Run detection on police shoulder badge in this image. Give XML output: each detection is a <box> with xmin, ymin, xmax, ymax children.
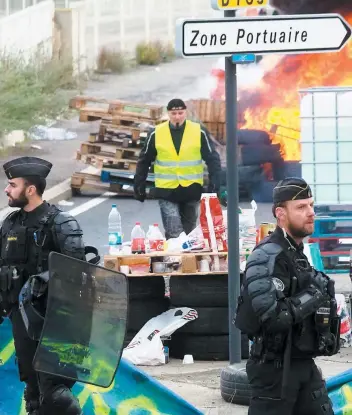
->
<box><xmin>272</xmin><ymin>277</ymin><xmax>285</xmax><ymax>292</ymax></box>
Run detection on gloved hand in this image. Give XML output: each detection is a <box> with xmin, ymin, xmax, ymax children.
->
<box><xmin>311</xmin><ymin>271</ymin><xmax>329</xmax><ymax>295</ymax></box>
<box><xmin>134</xmin><ymin>186</ymin><xmax>146</xmax><ymax>202</ymax></box>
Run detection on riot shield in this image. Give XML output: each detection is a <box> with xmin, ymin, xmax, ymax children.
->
<box><xmin>32</xmin><ymin>252</ymin><xmax>128</xmax><ymax>388</ymax></box>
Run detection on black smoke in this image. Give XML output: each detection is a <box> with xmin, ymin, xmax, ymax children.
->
<box><xmin>271</xmin><ymin>0</ymin><xmax>352</xmax><ymax>14</ymax></box>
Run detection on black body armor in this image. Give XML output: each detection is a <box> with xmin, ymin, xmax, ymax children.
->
<box><xmin>235</xmin><ymin>228</ymin><xmax>340</xmax><ymax>359</ymax></box>
<box><xmin>0</xmin><ymin>203</ymin><xmax>86</xmax><ymax>313</ymax></box>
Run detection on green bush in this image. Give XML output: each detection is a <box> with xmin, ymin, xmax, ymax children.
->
<box><xmin>96</xmin><ymin>48</ymin><xmax>126</xmax><ymax>73</ymax></box>
<box><xmin>135</xmin><ymin>41</ymin><xmax>176</xmax><ymax>65</ymax></box>
<box><xmin>136</xmin><ymin>42</ymin><xmax>162</xmax><ymax>65</ymax></box>
<box><xmin>0</xmin><ymin>53</ymin><xmax>81</xmax><ymax>137</ymax></box>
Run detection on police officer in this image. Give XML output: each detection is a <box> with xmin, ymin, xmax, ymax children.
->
<box><xmin>235</xmin><ymin>177</ymin><xmax>340</xmax><ymax>415</ymax></box>
<box><xmin>0</xmin><ymin>157</ymin><xmax>86</xmax><ymax>414</ymax></box>
<box><xmin>134</xmin><ymin>98</ymin><xmax>222</xmax><ymax>239</ymax></box>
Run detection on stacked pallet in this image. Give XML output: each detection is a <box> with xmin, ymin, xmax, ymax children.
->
<box><xmin>186</xmin><ymin>99</ymin><xmax>226</xmax><ymax>143</ymax></box>
<box><xmin>70</xmin><ymin>96</ymin><xmax>166</xmax><ymax>196</ymax></box>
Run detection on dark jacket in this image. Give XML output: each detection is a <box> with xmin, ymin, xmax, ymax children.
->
<box><xmin>134</xmin><ymin>121</ymin><xmax>222</xmax><ymax>203</ymax></box>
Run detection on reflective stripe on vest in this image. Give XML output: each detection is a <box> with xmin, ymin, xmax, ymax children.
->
<box><xmin>154</xmin><ymin>120</ymin><xmax>203</xmax><ymax>189</ymax></box>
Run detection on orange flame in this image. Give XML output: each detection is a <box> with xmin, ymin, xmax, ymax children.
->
<box><xmin>239</xmin><ymin>13</ymin><xmax>352</xmax><ymax>161</ymax></box>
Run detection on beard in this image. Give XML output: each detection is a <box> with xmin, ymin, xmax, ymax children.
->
<box><xmin>8</xmin><ymin>190</ymin><xmax>28</xmax><ymax>208</ymax></box>
<box><xmin>287</xmin><ymin>222</ymin><xmax>313</xmax><ymax>239</ymax></box>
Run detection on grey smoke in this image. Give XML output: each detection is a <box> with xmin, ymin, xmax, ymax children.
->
<box><xmin>271</xmin><ymin>0</ymin><xmax>352</xmax><ymax>15</ymax></box>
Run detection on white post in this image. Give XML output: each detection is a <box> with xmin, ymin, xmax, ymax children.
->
<box><xmin>145</xmin><ymin>0</ymin><xmax>150</xmax><ymax>43</ymax></box>
<box><xmin>167</xmin><ymin>0</ymin><xmax>173</xmax><ymax>44</ymax></box>
<box><xmin>5</xmin><ymin>0</ymin><xmax>10</xmax><ymax>15</ymax></box>
<box><xmin>190</xmin><ymin>0</ymin><xmax>196</xmax><ymax>17</ymax></box>
<box><xmin>92</xmin><ymin>0</ymin><xmax>100</xmax><ymax>69</ymax></box>
<box><xmin>119</xmin><ymin>0</ymin><xmax>125</xmax><ymax>52</ymax></box>
<box><xmin>22</xmin><ymin>0</ymin><xmax>26</xmax><ymax>10</ymax></box>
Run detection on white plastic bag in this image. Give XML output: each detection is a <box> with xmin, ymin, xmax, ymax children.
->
<box><xmin>336</xmin><ymin>294</ymin><xmax>352</xmax><ymax>348</ymax></box>
<box><xmin>122</xmin><ymin>307</ymin><xmax>198</xmax><ymax>366</ymax></box>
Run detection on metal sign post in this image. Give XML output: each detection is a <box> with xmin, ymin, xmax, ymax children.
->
<box><xmin>224</xmin><ymin>8</ymin><xmax>241</xmax><ymax>364</ymax></box>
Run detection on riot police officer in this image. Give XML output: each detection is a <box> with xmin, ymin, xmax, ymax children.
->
<box><xmin>0</xmin><ymin>157</ymin><xmax>86</xmax><ymax>414</ymax></box>
<box><xmin>235</xmin><ymin>177</ymin><xmax>340</xmax><ymax>415</ymax></box>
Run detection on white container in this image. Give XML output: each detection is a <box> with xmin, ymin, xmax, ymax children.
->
<box><xmin>299</xmin><ymin>86</ymin><xmax>352</xmax><ymax>205</ymax></box>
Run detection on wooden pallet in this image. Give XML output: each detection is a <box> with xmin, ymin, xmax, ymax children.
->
<box><xmin>80</xmin><ymin>141</ymin><xmax>141</xmax><ymax>160</ymax></box>
<box><xmin>87</xmin><ymin>132</ymin><xmax>145</xmax><ymax>148</ymax></box>
<box><xmin>186</xmin><ymin>99</ymin><xmax>226</xmax><ymax>123</ymax></box>
<box><xmin>71</xmin><ymin>172</ymin><xmax>134</xmax><ymax>196</ymax></box>
<box><xmin>76</xmin><ymin>150</ymin><xmax>138</xmax><ymax>171</ymax></box>
<box><xmin>109</xmin><ymin>101</ymin><xmax>164</xmax><ymax>120</ymax></box>
<box><xmin>79</xmin><ymin>108</ymin><xmax>112</xmax><ymax>122</ymax></box>
<box><xmin>98</xmin><ymin>122</ymin><xmax>143</xmax><ymax>141</ymax></box>
<box><xmin>104</xmin><ymin>251</ymin><xmax>230</xmax><ymax>276</ymax></box>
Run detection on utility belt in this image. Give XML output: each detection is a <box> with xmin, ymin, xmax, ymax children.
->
<box><xmin>0</xmin><ymin>265</ymin><xmax>26</xmax><ymax>311</ymax></box>
<box><xmin>250</xmin><ymin>333</ymin><xmax>286</xmax><ymax>363</ymax></box>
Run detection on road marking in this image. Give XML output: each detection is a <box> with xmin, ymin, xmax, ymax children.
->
<box><xmin>68</xmin><ymin>192</ymin><xmax>116</xmax><ymax>217</ymax></box>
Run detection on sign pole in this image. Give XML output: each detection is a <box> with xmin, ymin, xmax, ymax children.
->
<box><xmin>224</xmin><ymin>8</ymin><xmax>241</xmax><ymax>364</ymax></box>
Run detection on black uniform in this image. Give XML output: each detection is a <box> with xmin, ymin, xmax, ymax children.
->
<box><xmin>235</xmin><ymin>179</ymin><xmax>340</xmax><ymax>415</ymax></box>
<box><xmin>0</xmin><ymin>157</ymin><xmax>85</xmax><ymax>415</ymax></box>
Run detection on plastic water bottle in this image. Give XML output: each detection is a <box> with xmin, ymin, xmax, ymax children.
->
<box><xmin>108</xmin><ymin>204</ymin><xmax>122</xmax><ymax>255</ymax></box>
<box><xmin>131</xmin><ymin>222</ymin><xmax>146</xmax><ymax>254</ymax></box>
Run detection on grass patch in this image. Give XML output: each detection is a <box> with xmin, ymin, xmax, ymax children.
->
<box><xmin>96</xmin><ymin>47</ymin><xmax>127</xmax><ymax>74</ymax></box>
<box><xmin>0</xmin><ymin>52</ymin><xmax>83</xmax><ymax>138</ymax></box>
<box><xmin>135</xmin><ymin>41</ymin><xmax>175</xmax><ymax>66</ymax></box>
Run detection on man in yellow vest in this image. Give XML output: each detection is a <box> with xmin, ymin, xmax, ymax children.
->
<box><xmin>134</xmin><ymin>98</ymin><xmax>221</xmax><ymax>239</ymax></box>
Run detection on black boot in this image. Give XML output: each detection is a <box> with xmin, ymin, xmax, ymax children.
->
<box><xmin>24</xmin><ymin>386</ymin><xmax>40</xmax><ymax>415</ymax></box>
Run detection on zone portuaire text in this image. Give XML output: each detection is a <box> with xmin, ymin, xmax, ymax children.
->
<box><xmin>189</xmin><ymin>26</ymin><xmax>308</xmax><ymax>47</ymax></box>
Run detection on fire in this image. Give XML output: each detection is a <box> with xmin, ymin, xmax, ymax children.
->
<box><xmin>239</xmin><ymin>12</ymin><xmax>352</xmax><ymax>161</ymax></box>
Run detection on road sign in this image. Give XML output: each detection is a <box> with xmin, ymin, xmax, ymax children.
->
<box><xmin>175</xmin><ymin>13</ymin><xmax>352</xmax><ymax>58</ymax></box>
<box><xmin>232</xmin><ymin>53</ymin><xmax>256</xmax><ymax>63</ymax></box>
<box><xmin>211</xmin><ymin>0</ymin><xmax>269</xmax><ymax>10</ymax></box>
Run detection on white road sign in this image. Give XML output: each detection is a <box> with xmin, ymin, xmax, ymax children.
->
<box><xmin>175</xmin><ymin>14</ymin><xmax>352</xmax><ymax>57</ymax></box>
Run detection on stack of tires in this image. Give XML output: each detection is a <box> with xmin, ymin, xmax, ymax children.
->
<box><xmin>124</xmin><ymin>276</ymin><xmax>169</xmax><ymax>347</ymax></box>
<box><xmin>168</xmin><ymin>274</ymin><xmax>249</xmax><ymax>361</ymax></box>
<box><xmin>220</xmin><ymin>129</ymin><xmax>286</xmax><ymax>203</ymax></box>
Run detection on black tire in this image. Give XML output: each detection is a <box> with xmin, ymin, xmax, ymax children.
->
<box><xmin>239</xmin><ymin>165</ymin><xmax>263</xmax><ymax>185</ymax></box>
<box><xmin>170</xmin><ymin>333</ymin><xmax>250</xmax><ymax>361</ymax></box>
<box><xmin>128</xmin><ymin>276</ymin><xmax>165</xmax><ymax>300</ymax></box>
<box><xmin>238</xmin><ymin>129</ymin><xmax>271</xmax><ymax>146</ymax></box>
<box><xmin>173</xmin><ymin>306</ymin><xmax>229</xmax><ymax>335</ymax></box>
<box><xmin>71</xmin><ymin>187</ymin><xmax>81</xmax><ymax>197</ymax></box>
<box><xmin>220</xmin><ymin>366</ymin><xmax>251</xmax><ymax>406</ymax></box>
<box><xmin>128</xmin><ymin>298</ymin><xmax>170</xmax><ymax>332</ymax></box>
<box><xmin>170</xmin><ymin>274</ymin><xmax>228</xmax><ymax>307</ymax></box>
<box><xmin>170</xmin><ymin>334</ymin><xmax>229</xmax><ymax>360</ymax></box>
<box><xmin>241</xmin><ymin>144</ymin><xmax>282</xmax><ymax>165</ymax></box>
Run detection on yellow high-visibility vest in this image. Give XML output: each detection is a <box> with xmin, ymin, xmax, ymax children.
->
<box><xmin>154</xmin><ymin>120</ymin><xmax>203</xmax><ymax>189</ymax></box>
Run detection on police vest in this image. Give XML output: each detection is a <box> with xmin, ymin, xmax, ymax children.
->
<box><xmin>0</xmin><ymin>205</ymin><xmax>59</xmax><ymax>306</ymax></box>
<box><xmin>154</xmin><ymin>120</ymin><xmax>203</xmax><ymax>189</ymax></box>
<box><xmin>235</xmin><ymin>231</ymin><xmax>335</xmax><ymax>358</ymax></box>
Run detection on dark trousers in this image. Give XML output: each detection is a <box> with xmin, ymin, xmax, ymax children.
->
<box><xmin>246</xmin><ymin>358</ymin><xmax>333</xmax><ymax>415</ymax></box>
<box><xmin>10</xmin><ymin>307</ymin><xmax>76</xmax><ymax>410</ymax></box>
<box><xmin>158</xmin><ymin>199</ymin><xmax>199</xmax><ymax>239</ymax></box>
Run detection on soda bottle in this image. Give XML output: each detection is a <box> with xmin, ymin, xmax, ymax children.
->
<box><xmin>149</xmin><ymin>223</ymin><xmax>165</xmax><ymax>252</ymax></box>
<box><xmin>108</xmin><ymin>204</ymin><xmax>122</xmax><ymax>255</ymax></box>
<box><xmin>131</xmin><ymin>222</ymin><xmax>146</xmax><ymax>254</ymax></box>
